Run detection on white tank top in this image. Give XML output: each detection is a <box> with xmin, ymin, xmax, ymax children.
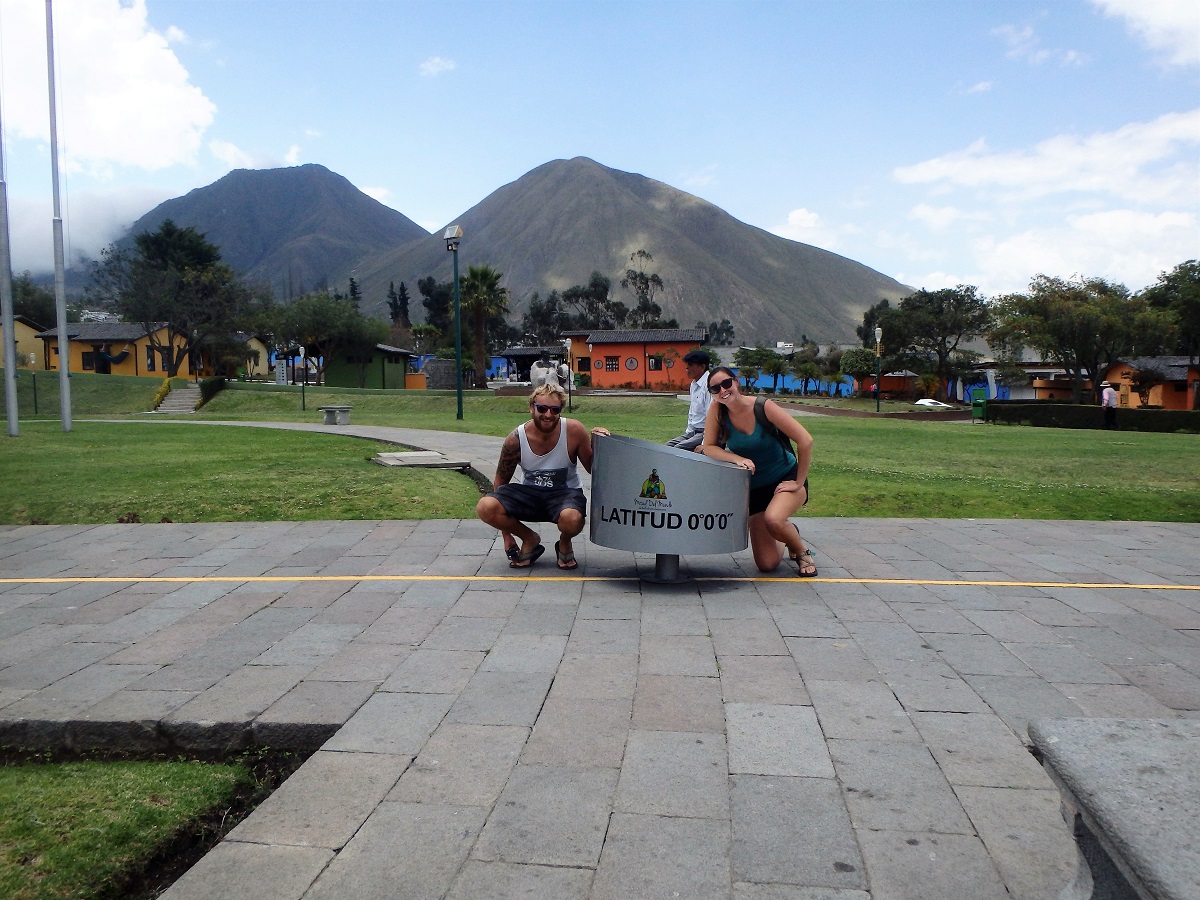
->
<box><xmin>516</xmin><ymin>421</ymin><xmax>581</xmax><ymax>489</ymax></box>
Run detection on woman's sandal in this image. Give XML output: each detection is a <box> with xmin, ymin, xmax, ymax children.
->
<box><xmin>788</xmin><ymin>523</ymin><xmax>818</xmax><ymax>577</ymax></box>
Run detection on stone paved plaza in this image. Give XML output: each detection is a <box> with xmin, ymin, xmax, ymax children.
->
<box><xmin>2</xmin><ymin>509</ymin><xmax>1198</xmax><ymax>899</ymax></box>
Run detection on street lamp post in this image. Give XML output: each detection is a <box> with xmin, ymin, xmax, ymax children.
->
<box><xmin>874</xmin><ymin>325</ymin><xmax>883</xmax><ymax>413</ymax></box>
<box><xmin>444</xmin><ymin>225</ymin><xmax>464</xmax><ymax>420</ymax></box>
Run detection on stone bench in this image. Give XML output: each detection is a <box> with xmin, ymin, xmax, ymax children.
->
<box><xmin>318</xmin><ymin>405</ymin><xmax>351</xmax><ymax>425</ymax></box>
<box><xmin>1028</xmin><ymin>717</ymin><xmax>1200</xmax><ymax>900</ymax></box>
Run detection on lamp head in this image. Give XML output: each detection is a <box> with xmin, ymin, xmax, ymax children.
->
<box><xmin>874</xmin><ymin>326</ymin><xmax>883</xmax><ymax>343</ymax></box>
<box><xmin>443</xmin><ymin>224</ymin><xmax>463</xmax><ymax>252</ymax></box>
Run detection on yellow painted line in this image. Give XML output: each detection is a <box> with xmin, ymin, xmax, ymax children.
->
<box><xmin>0</xmin><ymin>574</ymin><xmax>1195</xmax><ymax>590</ymax></box>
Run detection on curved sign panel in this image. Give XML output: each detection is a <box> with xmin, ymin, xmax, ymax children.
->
<box><xmin>589</xmin><ymin>434</ymin><xmax>750</xmax><ymax>555</ymax></box>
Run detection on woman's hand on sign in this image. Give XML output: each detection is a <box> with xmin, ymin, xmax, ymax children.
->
<box><xmin>735</xmin><ymin>457</ymin><xmax>755</xmax><ymax>474</ymax></box>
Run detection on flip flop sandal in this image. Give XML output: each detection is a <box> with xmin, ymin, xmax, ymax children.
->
<box><xmin>788</xmin><ymin>523</ymin><xmax>817</xmax><ymax>577</ymax></box>
<box><xmin>554</xmin><ymin>540</ymin><xmax>578</xmax><ymax>570</ymax></box>
<box><xmin>505</xmin><ymin>546</ymin><xmax>521</xmax><ymax>562</ymax></box>
<box><xmin>510</xmin><ymin>544</ymin><xmax>545</xmax><ymax>569</ymax></box>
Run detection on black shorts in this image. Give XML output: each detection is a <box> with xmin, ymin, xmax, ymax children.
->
<box><xmin>488</xmin><ymin>483</ymin><xmax>587</xmax><ymax>523</ymax></box>
<box><xmin>748</xmin><ymin>465</ymin><xmax>808</xmax><ymax>516</ymax></box>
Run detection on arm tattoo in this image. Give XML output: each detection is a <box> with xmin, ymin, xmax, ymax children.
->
<box><xmin>495</xmin><ymin>435</ymin><xmax>521</xmax><ymax>487</ymax></box>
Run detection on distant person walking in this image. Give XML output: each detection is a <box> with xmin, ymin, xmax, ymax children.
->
<box><xmin>665</xmin><ymin>349</ymin><xmax>712</xmax><ymax>452</ymax></box>
<box><xmin>1100</xmin><ymin>381</ymin><xmax>1119</xmax><ymax>430</ymax></box>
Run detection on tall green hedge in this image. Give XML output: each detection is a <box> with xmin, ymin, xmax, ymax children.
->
<box><xmin>985</xmin><ymin>401</ymin><xmax>1199</xmax><ymax>433</ymax></box>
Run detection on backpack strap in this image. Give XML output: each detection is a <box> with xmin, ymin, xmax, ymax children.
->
<box><xmin>755</xmin><ymin>395</ymin><xmax>795</xmax><ymax>458</ymax></box>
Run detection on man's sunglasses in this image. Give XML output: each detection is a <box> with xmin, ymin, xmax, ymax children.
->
<box><xmin>708</xmin><ymin>377</ymin><xmax>736</xmax><ymax>394</ymax></box>
<box><xmin>534</xmin><ymin>403</ymin><xmax>563</xmax><ymax>415</ymax></box>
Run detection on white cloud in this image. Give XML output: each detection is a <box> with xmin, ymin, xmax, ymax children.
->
<box><xmin>909</xmin><ymin>204</ymin><xmax>991</xmax><ymax>231</ymax></box>
<box><xmin>962</xmin><ymin>81</ymin><xmax>993</xmax><ymax>95</ymax></box>
<box><xmin>284</xmin><ymin>145</ymin><xmax>302</xmax><ymax>166</ymax></box>
<box><xmin>893</xmin><ymin>109</ymin><xmax>1200</xmax><ymax>203</ymax></box>
<box><xmin>419</xmin><ymin>56</ymin><xmax>456</xmax><ymax>77</ymax></box>
<box><xmin>209</xmin><ymin>139</ymin><xmax>255</xmax><ymax>169</ymax></box>
<box><xmin>0</xmin><ymin>0</ymin><xmax>215</xmax><ymax>175</ymax></box>
<box><xmin>991</xmin><ymin>23</ymin><xmax>1087</xmax><ymax>67</ymax></box>
<box><xmin>769</xmin><ymin>207</ymin><xmax>842</xmax><ymax>250</ymax></box>
<box><xmin>362</xmin><ymin>187</ymin><xmax>392</xmax><ymax>204</ymax></box>
<box><xmin>681</xmin><ymin>164</ymin><xmax>719</xmax><ymax>188</ymax></box>
<box><xmin>1091</xmin><ymin>0</ymin><xmax>1200</xmax><ymax>66</ymax></box>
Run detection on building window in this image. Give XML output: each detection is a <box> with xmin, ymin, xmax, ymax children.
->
<box><xmin>146</xmin><ymin>345</ymin><xmax>156</xmax><ymax>372</ymax></box>
<box><xmin>647</xmin><ymin>355</ymin><xmax>663</xmax><ymax>371</ymax></box>
<box><xmin>605</xmin><ymin>356</ymin><xmax>619</xmax><ymax>372</ymax></box>
<box><xmin>82</xmin><ymin>352</ymin><xmax>95</xmax><ymax>371</ymax></box>
<box><xmin>578</xmin><ymin>356</ymin><xmax>591</xmax><ymax>372</ymax></box>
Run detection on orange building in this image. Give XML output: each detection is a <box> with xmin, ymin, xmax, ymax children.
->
<box><xmin>1103</xmin><ymin>357</ymin><xmax>1199</xmax><ymax>411</ymax></box>
<box><xmin>37</xmin><ymin>322</ymin><xmax>194</xmax><ymax>378</ymax></box>
<box><xmin>564</xmin><ymin>328</ymin><xmax>708</xmax><ymax>390</ymax></box>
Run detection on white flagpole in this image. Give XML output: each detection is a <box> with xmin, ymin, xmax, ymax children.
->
<box><xmin>46</xmin><ymin>0</ymin><xmax>71</xmax><ymax>431</ymax></box>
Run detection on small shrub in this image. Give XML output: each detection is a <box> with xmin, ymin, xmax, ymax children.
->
<box><xmin>198</xmin><ymin>377</ymin><xmax>227</xmax><ymax>406</ymax></box>
<box><xmin>151</xmin><ymin>378</ymin><xmax>172</xmax><ymax>409</ymax></box>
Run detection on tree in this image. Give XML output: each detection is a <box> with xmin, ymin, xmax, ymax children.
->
<box><xmin>347</xmin><ymin>278</ymin><xmax>362</xmax><ymax>311</ymax></box>
<box><xmin>86</xmin><ymin>220</ymin><xmax>254</xmax><ymax>376</ymax></box>
<box><xmin>387</xmin><ymin>281</ymin><xmax>412</xmax><ymax>329</ymax></box>
<box><xmin>699</xmin><ymin>318</ymin><xmax>735</xmax><ymax>346</ymax></box>
<box><xmin>621</xmin><ymin>250</ymin><xmax>677</xmax><ymax>328</ymax></box>
<box><xmin>418</xmin><ymin>277</ymin><xmax>454</xmax><ymax>339</ymax></box>
<box><xmin>1141</xmin><ymin>260</ymin><xmax>1200</xmax><ymax>364</ymax></box>
<box><xmin>733</xmin><ymin>346</ymin><xmax>775</xmax><ymax>392</ymax></box>
<box><xmin>521</xmin><ymin>290</ymin><xmax>573</xmax><ymax>345</ymax></box>
<box><xmin>890</xmin><ymin>286</ymin><xmax>991</xmax><ymax>399</ymax></box>
<box><xmin>11</xmin><ymin>272</ymin><xmax>59</xmax><ymax>327</ymax></box>
<box><xmin>793</xmin><ymin>360</ymin><xmax>820</xmax><ymax>396</ymax></box>
<box><xmin>839</xmin><ymin>347</ymin><xmax>879</xmax><ymax>396</ymax></box>
<box><xmin>460</xmin><ymin>264</ymin><xmax>510</xmax><ymax>389</ymax></box>
<box><xmin>991</xmin><ymin>274</ymin><xmax>1175</xmax><ymax>403</ymax></box>
<box><xmin>856</xmin><ymin>298</ymin><xmax>891</xmax><ymax>348</ymax></box>
<box><xmin>761</xmin><ymin>353</ymin><xmax>791</xmax><ymax>394</ymax></box>
<box><xmin>272</xmin><ymin>290</ymin><xmax>386</xmax><ymax>385</ymax></box>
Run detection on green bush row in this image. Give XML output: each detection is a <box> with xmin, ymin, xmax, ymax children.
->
<box><xmin>985</xmin><ymin>401</ymin><xmax>1200</xmax><ymax>433</ymax></box>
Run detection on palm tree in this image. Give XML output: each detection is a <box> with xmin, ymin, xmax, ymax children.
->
<box><xmin>793</xmin><ymin>360</ymin><xmax>820</xmax><ymax>396</ymax></box>
<box><xmin>761</xmin><ymin>354</ymin><xmax>791</xmax><ymax>394</ymax></box>
<box><xmin>460</xmin><ymin>265</ymin><xmax>509</xmax><ymax>389</ymax></box>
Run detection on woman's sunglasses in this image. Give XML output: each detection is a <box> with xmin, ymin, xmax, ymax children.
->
<box><xmin>533</xmin><ymin>403</ymin><xmax>563</xmax><ymax>415</ymax></box>
<box><xmin>708</xmin><ymin>376</ymin><xmax>736</xmax><ymax>394</ymax></box>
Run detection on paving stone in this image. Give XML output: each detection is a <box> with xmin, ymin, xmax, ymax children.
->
<box><xmin>734</xmin><ymin>886</ymin><xmax>870</xmax><ymax>899</ymax></box>
<box><xmin>614</xmin><ymin>729</ymin><xmax>728</xmax><ymax>818</ymax></box>
<box><xmin>767</xmin><ymin>601</ymin><xmax>850</xmax><ymax>639</ymax></box>
<box><xmin>719</xmin><ymin>654</ymin><xmax>810</xmax><ymax>705</ymax></box>
<box><xmin>480</xmin><ymin>634</ymin><xmax>567</xmax><ymax>673</ymax></box>
<box><xmin>251</xmin><ymin>622</ymin><xmax>364</xmax><ymax>666</ymax></box>
<box><xmin>166</xmin><ymin>664</ymin><xmax>309</xmax><ymax>725</ymax></box>
<box><xmin>807</xmin><ymin>680</ymin><xmax>920</xmax><ymax>742</ymax></box>
<box><xmin>639</xmin><ymin>634</ymin><xmax>718</xmax><ymax>676</ymax></box>
<box><xmin>640</xmin><ymin>604</ymin><xmax>710</xmax><ymax>636</ymax></box>
<box><xmin>228</xmin><ymin>750</ymin><xmax>409</xmax><ymax>848</ymax></box>
<box><xmin>471</xmin><ymin>764</ymin><xmax>618</xmax><ymax>867</ymax></box>
<box><xmin>446</xmin><ymin>670</ymin><xmax>554</xmax><ymax>726</ymax></box>
<box><xmin>305</xmin><ymin>641</ymin><xmax>409</xmax><ymax>682</ymax></box>
<box><xmin>710</xmin><ymin>618</ymin><xmax>790</xmax><ymax>656</ymax></box>
<box><xmin>305</xmin><ymin>801</ymin><xmax>488</xmax><ymax>899</ymax></box>
<box><xmin>389</xmin><ymin>723</ymin><xmax>529</xmax><ymax>806</ymax></box>
<box><xmin>731</xmin><ymin>774</ymin><xmax>865</xmax><ymax>889</ymax></box>
<box><xmin>418</xmin><ymin>614</ymin><xmax>506</xmax><ymax>651</ymax></box>
<box><xmin>379</xmin><ymin>648</ymin><xmax>484</xmax><ymax>694</ymax></box>
<box><xmin>449</xmin><ymin>588</ymin><xmax>522</xmax><ymax>618</ymax></box>
<box><xmin>157</xmin><ymin>842</ymin><xmax>333</xmax><ymax>900</ymax></box>
<box><xmin>911</xmin><ymin>711</ymin><xmax>1050</xmax><ymax>789</ymax></box>
<box><xmin>551</xmin><ymin>652</ymin><xmax>638</xmax><ymax>701</ymax></box>
<box><xmin>923</xmin><ymin>632</ymin><xmax>1035</xmax><ymax>677</ymax></box>
<box><xmin>502</xmin><ymin>603</ymin><xmax>578</xmax><ymax>636</ymax></box>
<box><xmin>322</xmin><ymin>691</ymin><xmax>454</xmax><ymax>754</ymax></box>
<box><xmin>446</xmin><ymin>860</ymin><xmax>593</xmax><ymax>899</ymax></box>
<box><xmin>964</xmin><ymin>674</ymin><xmax>1086</xmax><ymax>735</ymax></box>
<box><xmin>567</xmin><ymin>618</ymin><xmax>641</xmax><ymax>654</ymax></box>
<box><xmin>955</xmin><ymin>785</ymin><xmax>1076</xmax><ymax>900</ymax></box>
<box><xmin>521</xmin><ymin>696</ymin><xmax>631</xmax><ymax>768</ymax></box>
<box><xmin>830</xmin><ymin>738</ymin><xmax>974</xmax><ymax>833</ymax></box>
<box><xmin>0</xmin><ymin>640</ymin><xmax>124</xmax><ymax>690</ymax></box>
<box><xmin>632</xmin><ymin>674</ymin><xmax>725</xmax><ymax>733</ymax></box>
<box><xmin>855</xmin><ymin>829</ymin><xmax>1010</xmax><ymax>900</ymax></box>
<box><xmin>1002</xmin><ymin>641</ymin><xmax>1124</xmax><ymax>684</ymax></box>
<box><xmin>1111</xmin><ymin>662</ymin><xmax>1200</xmax><ymax>710</ymax></box>
<box><xmin>885</xmin><ymin>671</ymin><xmax>993</xmax><ymax>714</ymax></box>
<box><xmin>727</xmin><ymin>703</ymin><xmax>833</xmax><ymax>777</ymax></box>
<box><xmin>1052</xmin><ymin>681</ymin><xmax>1178</xmax><ymax>718</ymax></box>
<box><xmin>254</xmin><ymin>679</ymin><xmax>376</xmax><ymax>746</ymax></box>
<box><xmin>785</xmin><ymin>636</ymin><xmax>880</xmax><ymax>681</ymax></box>
<box><xmin>592</xmin><ymin>812</ymin><xmax>731</xmax><ymax>899</ymax></box>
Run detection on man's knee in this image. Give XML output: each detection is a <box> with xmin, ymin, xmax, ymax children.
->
<box><xmin>477</xmin><ymin>495</ymin><xmax>505</xmax><ymax>525</ymax></box>
<box><xmin>557</xmin><ymin>507</ymin><xmax>585</xmax><ymax>536</ymax></box>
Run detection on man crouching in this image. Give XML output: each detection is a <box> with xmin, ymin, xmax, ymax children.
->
<box><xmin>477</xmin><ymin>384</ymin><xmax>609</xmax><ymax>570</ymax></box>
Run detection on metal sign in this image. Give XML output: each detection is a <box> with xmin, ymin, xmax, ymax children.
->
<box><xmin>589</xmin><ymin>434</ymin><xmax>749</xmax><ymax>556</ymax></box>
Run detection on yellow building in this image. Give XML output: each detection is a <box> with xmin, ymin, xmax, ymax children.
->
<box><xmin>37</xmin><ymin>322</ymin><xmax>193</xmax><ymax>378</ymax></box>
<box><xmin>2</xmin><ymin>315</ymin><xmax>48</xmax><ymax>369</ymax></box>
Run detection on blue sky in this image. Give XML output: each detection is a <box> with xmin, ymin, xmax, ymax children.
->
<box><xmin>1</xmin><ymin>0</ymin><xmax>1196</xmax><ymax>300</ymax></box>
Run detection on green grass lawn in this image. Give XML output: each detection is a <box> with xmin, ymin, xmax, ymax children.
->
<box><xmin>4</xmin><ymin>380</ymin><xmax>1197</xmax><ymax>522</ymax></box>
<box><xmin>0</xmin><ymin>758</ymin><xmax>250</xmax><ymax>900</ymax></box>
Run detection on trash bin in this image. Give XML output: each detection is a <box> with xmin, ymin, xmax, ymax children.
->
<box><xmin>971</xmin><ymin>398</ymin><xmax>987</xmax><ymax>423</ymax></box>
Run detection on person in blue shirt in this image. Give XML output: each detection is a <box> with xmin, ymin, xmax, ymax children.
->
<box><xmin>699</xmin><ymin>366</ymin><xmax>816</xmax><ymax>576</ymax></box>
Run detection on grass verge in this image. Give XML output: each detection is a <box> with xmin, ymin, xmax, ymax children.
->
<box><xmin>0</xmin><ymin>749</ymin><xmax>306</xmax><ymax>900</ymax></box>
